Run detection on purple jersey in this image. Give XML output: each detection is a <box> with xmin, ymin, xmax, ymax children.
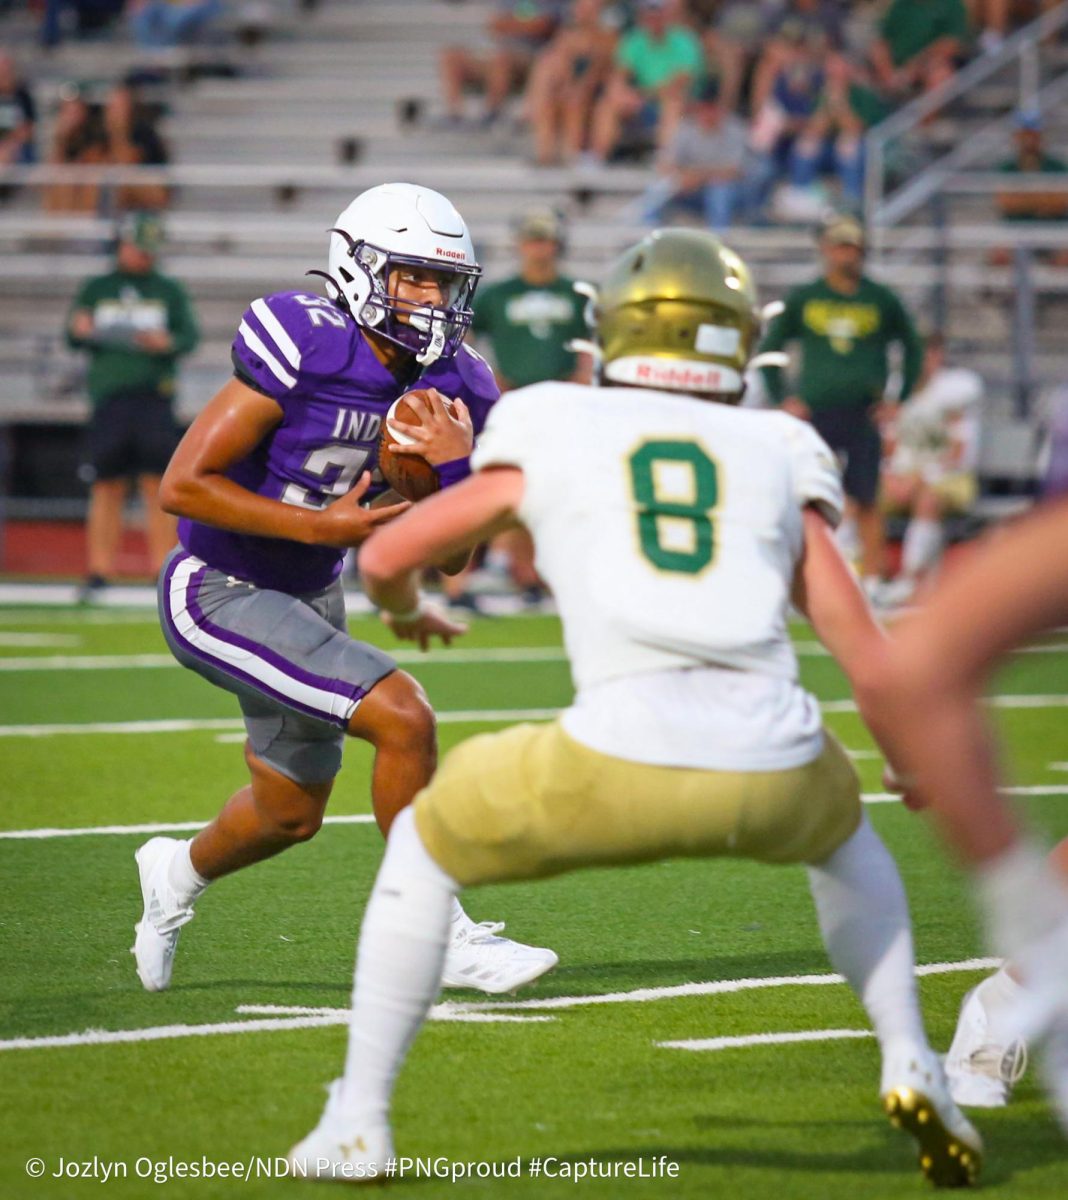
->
<box><xmin>179</xmin><ymin>290</ymin><xmax>498</xmax><ymax>592</ymax></box>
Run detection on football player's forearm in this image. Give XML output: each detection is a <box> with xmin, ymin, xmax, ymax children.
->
<box><xmin>159</xmin><ymin>472</ymin><xmax>323</xmax><ymax>545</ymax></box>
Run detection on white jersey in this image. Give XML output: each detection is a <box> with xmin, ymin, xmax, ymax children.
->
<box><xmin>471</xmin><ymin>383</ymin><xmax>844</xmax><ymax>771</ymax></box>
<box><xmin>890</xmin><ymin>367</ymin><xmax>983</xmax><ymax>480</ymax></box>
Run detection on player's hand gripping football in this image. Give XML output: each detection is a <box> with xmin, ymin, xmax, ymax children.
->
<box><xmin>382</xmin><ymin>600</ymin><xmax>468</xmax><ymax>651</ymax></box>
<box><xmin>313</xmin><ymin>472</ymin><xmax>410</xmax><ymax>547</ymax></box>
<box><xmin>389</xmin><ymin>388</ymin><xmax>473</xmax><ymax>465</ymax></box>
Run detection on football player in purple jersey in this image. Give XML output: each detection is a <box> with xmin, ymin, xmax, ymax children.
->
<box><xmin>132</xmin><ymin>183</ymin><xmax>558</xmax><ymax>996</ymax></box>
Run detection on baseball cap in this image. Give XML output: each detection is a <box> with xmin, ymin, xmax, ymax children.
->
<box><xmin>515</xmin><ymin>208</ymin><xmax>565</xmax><ymax>243</ymax></box>
<box><xmin>819</xmin><ymin>213</ymin><xmax>866</xmax><ymax>247</ymax></box>
<box><xmin>116</xmin><ymin>211</ymin><xmax>165</xmax><ymax>253</ymax></box>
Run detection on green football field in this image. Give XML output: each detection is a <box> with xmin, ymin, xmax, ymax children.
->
<box><xmin>1</xmin><ymin>605</ymin><xmax>1067</xmax><ymax>1199</ymax></box>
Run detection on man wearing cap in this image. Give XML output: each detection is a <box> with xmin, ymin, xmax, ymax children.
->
<box><xmin>994</xmin><ymin>110</ymin><xmax>1068</xmax><ymax>267</ymax></box>
<box><xmin>471</xmin><ymin>208</ymin><xmax>590</xmax><ymax>390</ymax></box>
<box><xmin>67</xmin><ymin>211</ymin><xmax>199</xmax><ymax>600</ymax></box>
<box><xmin>759</xmin><ymin>215</ymin><xmax>923</xmax><ymax>595</ymax></box>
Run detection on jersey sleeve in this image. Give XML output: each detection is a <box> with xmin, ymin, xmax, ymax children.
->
<box><xmin>782</xmin><ymin>416</ymin><xmax>844</xmax><ymax>527</ymax></box>
<box><xmin>231</xmin><ymin>290</ymin><xmax>355</xmax><ymax>403</ymax></box>
<box><xmin>452</xmin><ymin>342</ymin><xmax>500</xmax><ymax>436</ymax></box>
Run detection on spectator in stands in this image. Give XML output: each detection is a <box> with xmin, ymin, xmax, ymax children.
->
<box><xmin>466</xmin><ymin>207</ymin><xmax>591</xmax><ymax>609</ymax></box>
<box><xmin>586</xmin><ymin>0</ymin><xmax>706</xmax><ymax>166</ymax></box>
<box><xmin>880</xmin><ymin>333</ymin><xmax>984</xmax><ymax>606</ymax></box>
<box><xmin>128</xmin><ymin>0</ymin><xmax>224</xmax><ymax>50</ymax></box>
<box><xmin>103</xmin><ymin>80</ymin><xmax>170</xmax><ymax>213</ymax></box>
<box><xmin>439</xmin><ymin>0</ymin><xmax>565</xmax><ymax>128</ymax></box>
<box><xmin>45</xmin><ymin>83</ymin><xmax>109</xmax><ymax>213</ymax></box>
<box><xmin>745</xmin><ymin>23</ymin><xmax>829</xmax><ymax>219</ymax></box>
<box><xmin>758</xmin><ymin>213</ymin><xmax>924</xmax><ymax>599</ymax></box>
<box><xmin>787</xmin><ymin>54</ymin><xmax>888</xmax><ymax>208</ymax></box>
<box><xmin>0</xmin><ymin>52</ymin><xmax>37</xmax><ymax>172</ymax></box>
<box><xmin>750</xmin><ymin>0</ymin><xmax>846</xmax><ymax>117</ymax></box>
<box><xmin>993</xmin><ymin>109</ymin><xmax>1068</xmax><ymax>266</ymax></box>
<box><xmin>633</xmin><ymin>78</ymin><xmax>748</xmax><ymax>230</ymax></box>
<box><xmin>66</xmin><ymin>212</ymin><xmax>199</xmax><ymax>601</ymax></box>
<box><xmin>45</xmin><ymin>79</ymin><xmax>170</xmax><ymax>215</ymax></box>
<box><xmin>870</xmin><ymin>0</ymin><xmax>971</xmax><ymax>100</ymax></box>
<box><xmin>699</xmin><ymin>0</ymin><xmax>774</xmax><ymax>113</ymax></box>
<box><xmin>524</xmin><ymin>0</ymin><xmax>618</xmax><ymax>165</ymax></box>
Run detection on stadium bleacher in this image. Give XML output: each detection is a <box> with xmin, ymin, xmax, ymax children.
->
<box><xmin>0</xmin><ymin>0</ymin><xmax>1065</xmax><ymax>530</ymax></box>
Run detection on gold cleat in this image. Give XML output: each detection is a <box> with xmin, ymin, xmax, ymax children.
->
<box><xmin>884</xmin><ymin>1085</ymin><xmax>983</xmax><ymax>1188</ymax></box>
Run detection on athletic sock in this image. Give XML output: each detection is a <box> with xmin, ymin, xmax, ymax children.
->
<box><xmin>338</xmin><ymin>808</ymin><xmax>459</xmax><ymax>1126</ymax></box>
<box><xmin>167</xmin><ymin>839</ymin><xmax>209</xmax><ymax>905</ymax></box>
<box><xmin>901</xmin><ymin>516</ymin><xmax>943</xmax><ymax>579</ymax></box>
<box><xmin>806</xmin><ymin>814</ymin><xmax>928</xmax><ymax>1053</ymax></box>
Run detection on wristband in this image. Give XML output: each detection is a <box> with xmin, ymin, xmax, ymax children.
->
<box><xmin>434</xmin><ymin>456</ymin><xmax>472</xmax><ymax>488</ymax></box>
<box><xmin>384</xmin><ymin>598</ymin><xmax>424</xmax><ymax>623</ymax></box>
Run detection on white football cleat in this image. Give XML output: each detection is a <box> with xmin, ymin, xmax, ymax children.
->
<box><xmin>945</xmin><ymin>981</ymin><xmax>1028</xmax><ymax>1108</ymax></box>
<box><xmin>131</xmin><ymin>837</ymin><xmax>197</xmax><ymax>992</ymax></box>
<box><xmin>440</xmin><ymin>916</ymin><xmax>558</xmax><ymax>995</ymax></box>
<box><xmin>881</xmin><ymin>1042</ymin><xmax>983</xmax><ymax>1187</ymax></box>
<box><xmin>288</xmin><ymin>1080</ymin><xmax>394</xmax><ymax>1183</ymax></box>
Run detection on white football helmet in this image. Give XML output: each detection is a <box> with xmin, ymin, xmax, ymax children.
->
<box><xmin>322</xmin><ymin>182</ymin><xmax>481</xmax><ymax>366</ymax></box>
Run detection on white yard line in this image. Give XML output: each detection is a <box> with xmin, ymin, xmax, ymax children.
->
<box><xmin>0</xmin><ymin>814</ymin><xmax>376</xmax><ymax>841</ymax></box>
<box><xmin>659</xmin><ymin>1028</ymin><xmax>875</xmax><ymax>1052</ymax></box>
<box><xmin>0</xmin><ymin>633</ymin><xmax>81</xmax><ymax>647</ymax></box>
<box><xmin>441</xmin><ymin>958</ymin><xmax>999</xmax><ymax>1014</ymax></box>
<box><xmin>0</xmin><ymin>958</ymin><xmax>997</xmax><ymax>1054</ymax></box>
<box><xmin>0</xmin><ymin>646</ymin><xmax>568</xmax><ymax>672</ymax></box>
<box><xmin>235</xmin><ymin>1005</ymin><xmax>553</xmax><ymax>1026</ymax></box>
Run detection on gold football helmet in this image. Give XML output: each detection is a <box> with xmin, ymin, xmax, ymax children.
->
<box><xmin>595</xmin><ymin>228</ymin><xmax>763</xmax><ymax>402</ymax></box>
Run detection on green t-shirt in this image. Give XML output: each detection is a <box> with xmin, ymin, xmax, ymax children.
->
<box><xmin>67</xmin><ymin>268</ymin><xmax>199</xmax><ymax>408</ymax></box>
<box><xmin>616</xmin><ymin>25</ymin><xmax>705</xmax><ymax>92</ymax></box>
<box><xmin>998</xmin><ymin>153</ymin><xmax>1068</xmax><ymax>222</ymax></box>
<box><xmin>880</xmin><ymin>0</ymin><xmax>969</xmax><ymax>67</ymax></box>
<box><xmin>472</xmin><ymin>274</ymin><xmax>588</xmax><ymax>388</ymax></box>
<box><xmin>759</xmin><ymin>276</ymin><xmax>924</xmax><ymax>411</ymax></box>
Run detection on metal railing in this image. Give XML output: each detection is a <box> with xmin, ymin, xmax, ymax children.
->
<box><xmin>864</xmin><ymin>0</ymin><xmax>1068</xmax><ymax>235</ymax></box>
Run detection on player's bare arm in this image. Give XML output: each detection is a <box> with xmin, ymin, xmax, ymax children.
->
<box><xmin>362</xmin><ymin>468</ymin><xmax>523</xmax><ymax>649</ymax></box>
<box><xmin>875</xmin><ymin>496</ymin><xmax>1068</xmax><ymax>861</ymax></box>
<box><xmin>161</xmin><ymin>377</ymin><xmax>409</xmax><ymax>546</ymax></box>
<box><xmin>792</xmin><ymin>506</ymin><xmax>899</xmax><ymax>763</ymax></box>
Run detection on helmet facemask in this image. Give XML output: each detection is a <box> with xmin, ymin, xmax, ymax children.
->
<box><xmin>325</xmin><ymin>229</ymin><xmax>480</xmax><ymax>367</ymax></box>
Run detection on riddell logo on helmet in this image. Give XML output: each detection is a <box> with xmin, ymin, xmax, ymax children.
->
<box><xmin>435</xmin><ymin>247</ymin><xmax>468</xmax><ymax>262</ymax></box>
<box><xmin>635</xmin><ymin>362</ymin><xmax>723</xmax><ymax>389</ymax></box>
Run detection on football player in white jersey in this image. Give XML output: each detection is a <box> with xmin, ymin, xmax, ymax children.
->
<box><xmin>289</xmin><ymin>229</ymin><xmax>981</xmax><ymax>1186</ymax></box>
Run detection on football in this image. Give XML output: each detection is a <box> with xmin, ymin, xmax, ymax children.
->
<box><xmin>377</xmin><ymin>389</ymin><xmax>450</xmax><ymax>502</ymax></box>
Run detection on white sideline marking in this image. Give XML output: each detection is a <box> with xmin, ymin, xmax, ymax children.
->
<box><xmin>0</xmin><ymin>709</ymin><xmax>564</xmax><ymax>738</ymax></box>
<box><xmin>0</xmin><ymin>814</ymin><xmax>375</xmax><ymax>840</ymax></box>
<box><xmin>794</xmin><ymin>640</ymin><xmax>1068</xmax><ymax>657</ymax></box>
<box><xmin>659</xmin><ymin>1028</ymin><xmax>875</xmax><ymax>1052</ymax></box>
<box><xmin>4</xmin><ymin>786</ymin><xmax>1067</xmax><ymax>841</ymax></box>
<box><xmin>1051</xmin><ymin>763</ymin><xmax>1068</xmax><ymax>772</ymax></box>
<box><xmin>442</xmin><ymin>957</ymin><xmax>1000</xmax><ymax>1014</ymax></box>
<box><xmin>0</xmin><ymin>646</ymin><xmax>570</xmax><ymax>673</ymax></box>
<box><xmin>2</xmin><ymin>694</ymin><xmax>1068</xmax><ymax>739</ymax></box>
<box><xmin>235</xmin><ymin>1004</ymin><xmax>554</xmax><ymax>1026</ymax></box>
<box><xmin>0</xmin><ymin>959</ymin><xmax>997</xmax><ymax>1054</ymax></box>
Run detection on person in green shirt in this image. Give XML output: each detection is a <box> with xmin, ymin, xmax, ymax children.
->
<box><xmin>471</xmin><ymin>208</ymin><xmax>591</xmax><ymax>389</ymax></box>
<box><xmin>465</xmin><ymin>207</ymin><xmax>591</xmax><ymax>610</ymax></box>
<box><xmin>994</xmin><ymin>109</ymin><xmax>1068</xmax><ymax>266</ymax></box>
<box><xmin>587</xmin><ymin>0</ymin><xmax>706</xmax><ymax>164</ymax></box>
<box><xmin>871</xmin><ymin>0</ymin><xmax>970</xmax><ymax>99</ymax></box>
<box><xmin>759</xmin><ymin>214</ymin><xmax>923</xmax><ymax>592</ymax></box>
<box><xmin>67</xmin><ymin>211</ymin><xmax>199</xmax><ymax>599</ymax></box>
